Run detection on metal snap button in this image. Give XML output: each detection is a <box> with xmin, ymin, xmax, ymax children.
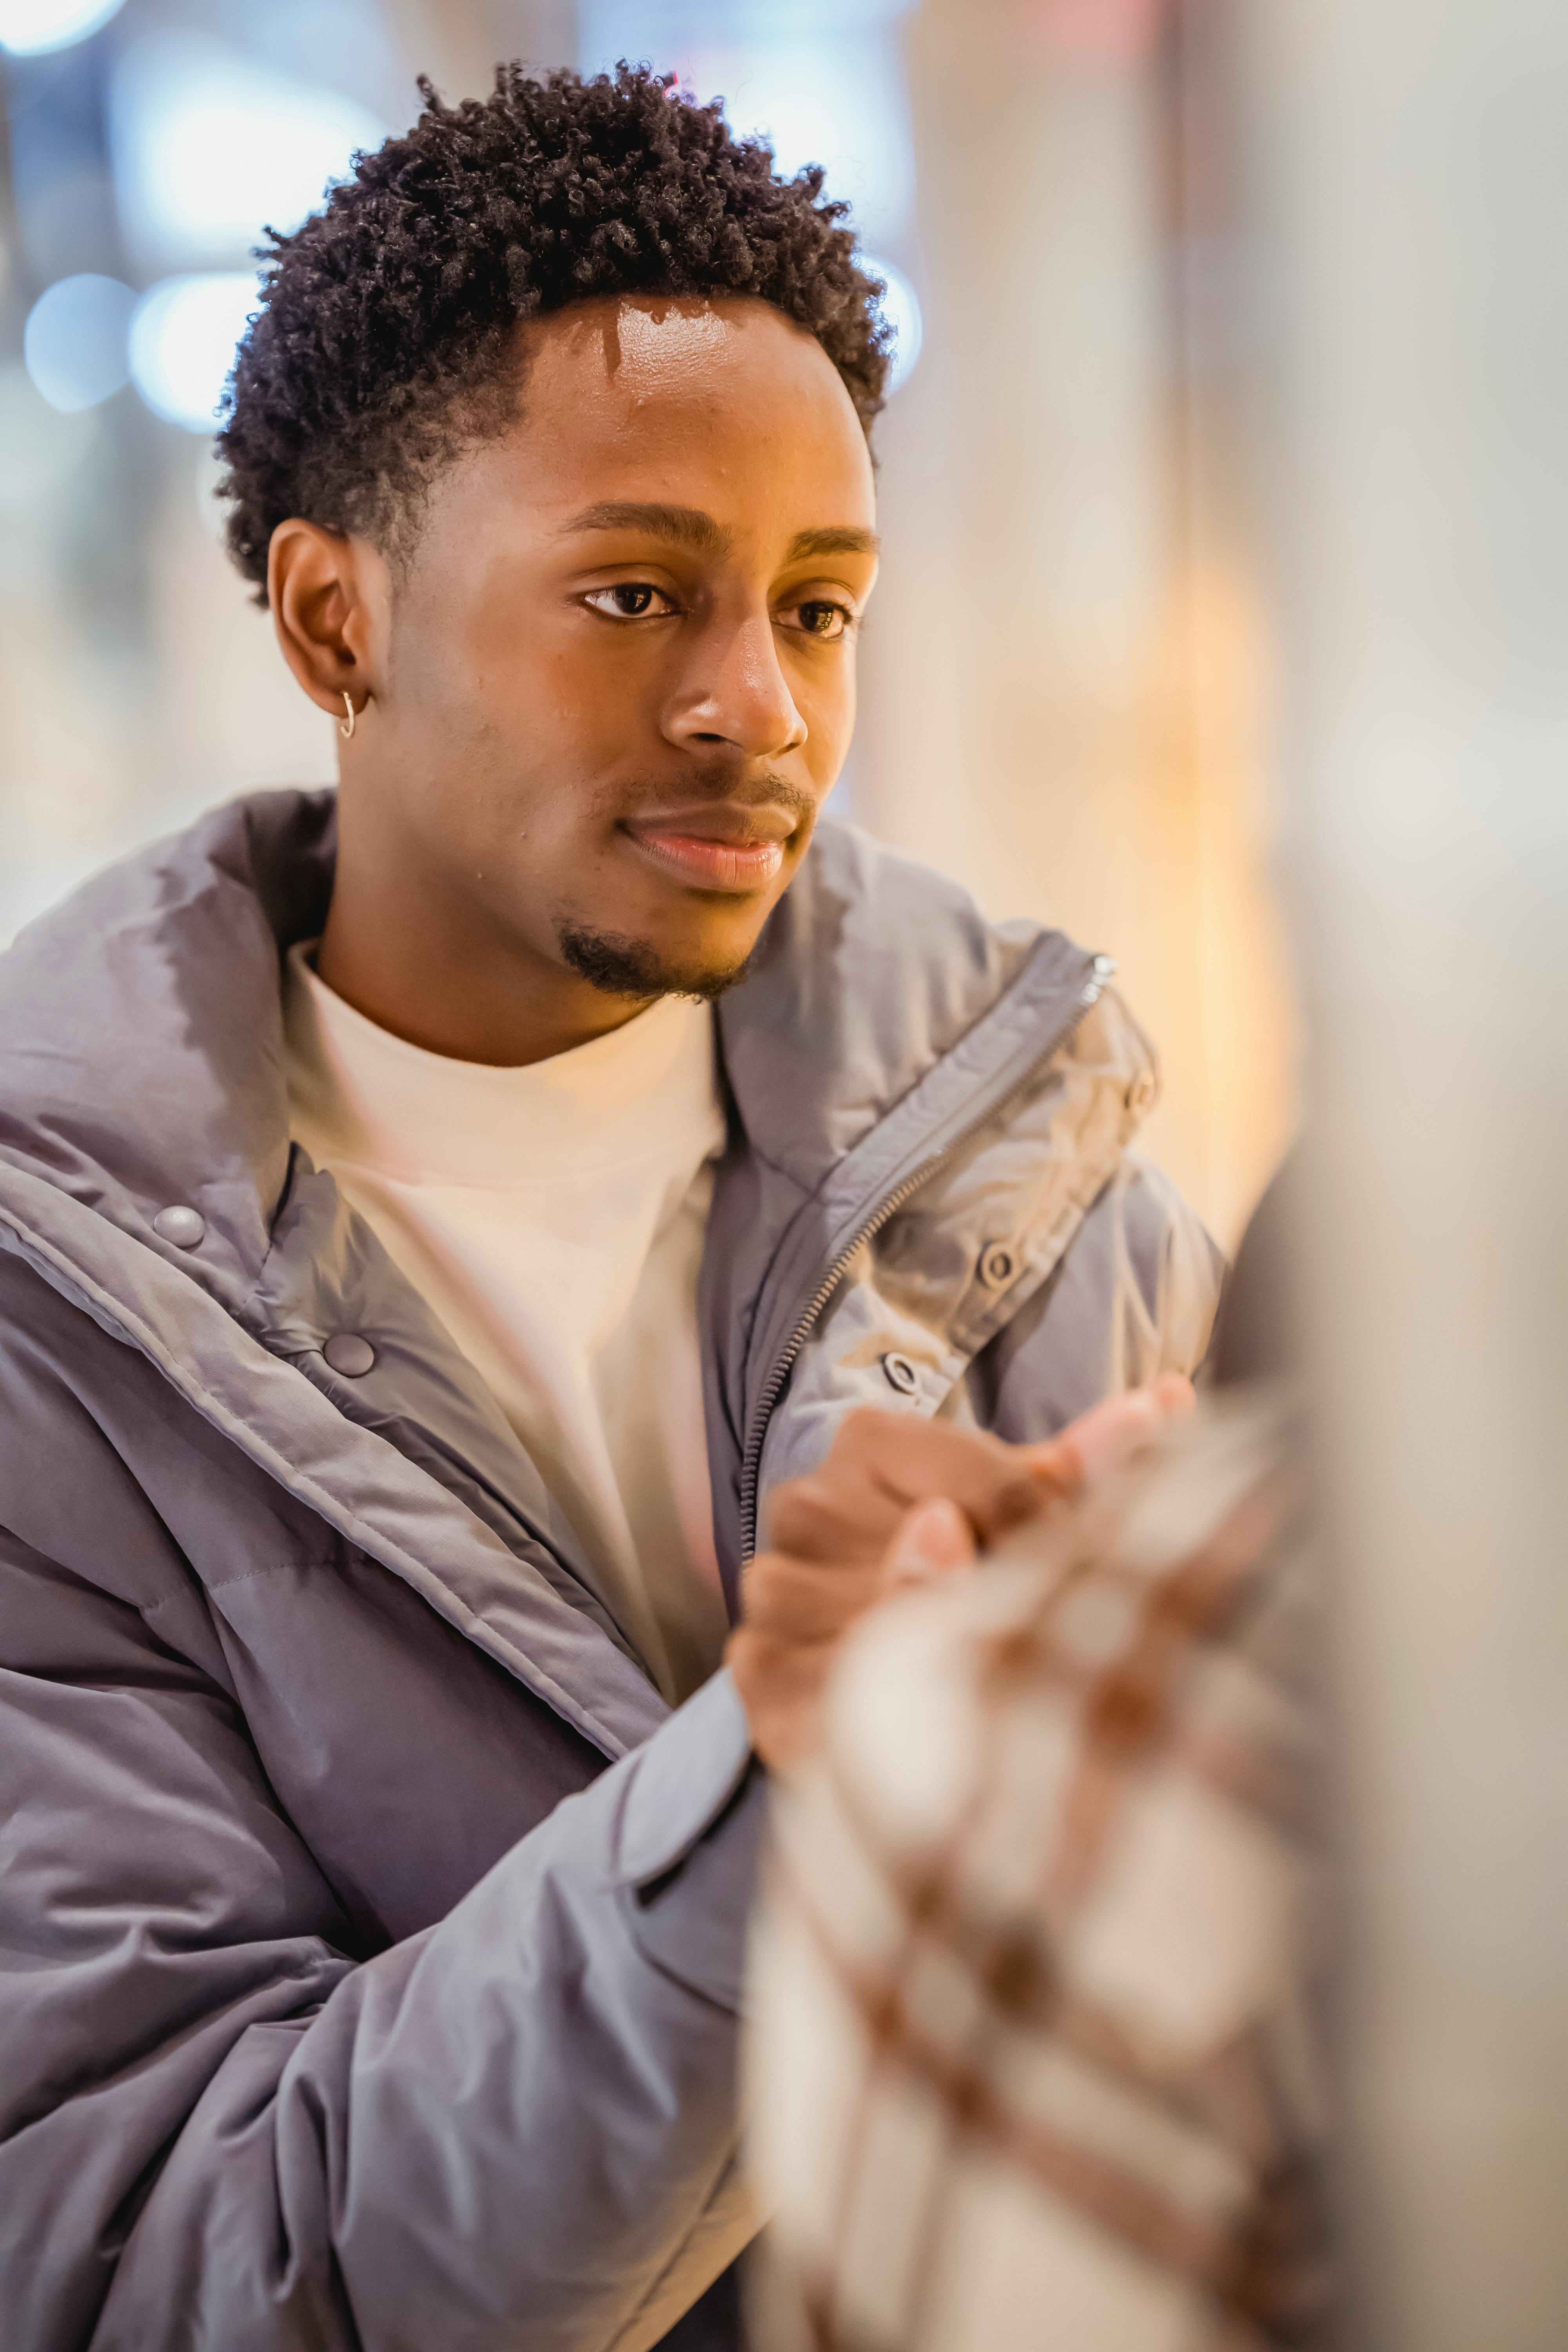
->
<box><xmin>323</xmin><ymin>1333</ymin><xmax>376</xmax><ymax>1378</ymax></box>
<box><xmin>152</xmin><ymin>1205</ymin><xmax>205</xmax><ymax>1249</ymax></box>
<box><xmin>881</xmin><ymin>1351</ymin><xmax>920</xmax><ymax>1396</ymax></box>
<box><xmin>978</xmin><ymin>1242</ymin><xmax>1016</xmax><ymax>1289</ymax></box>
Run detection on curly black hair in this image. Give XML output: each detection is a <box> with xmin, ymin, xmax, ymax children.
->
<box><xmin>217</xmin><ymin>62</ymin><xmax>890</xmax><ymax>602</ymax></box>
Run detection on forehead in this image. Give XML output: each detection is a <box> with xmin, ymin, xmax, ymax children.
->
<box><xmin>451</xmin><ymin>294</ymin><xmax>876</xmax><ymax>539</ymax></box>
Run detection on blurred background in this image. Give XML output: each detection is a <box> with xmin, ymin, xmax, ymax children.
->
<box><xmin>0</xmin><ymin>0</ymin><xmax>1296</xmax><ymax>1250</ymax></box>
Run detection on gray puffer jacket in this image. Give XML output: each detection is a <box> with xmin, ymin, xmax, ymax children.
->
<box><xmin>0</xmin><ymin>791</ymin><xmax>1218</xmax><ymax>2352</ymax></box>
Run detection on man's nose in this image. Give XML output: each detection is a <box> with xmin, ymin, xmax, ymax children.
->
<box><xmin>664</xmin><ymin>610</ymin><xmax>807</xmax><ymax>760</ymax></box>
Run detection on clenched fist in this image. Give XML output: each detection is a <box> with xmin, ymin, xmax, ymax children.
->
<box><xmin>728</xmin><ymin>1377</ymin><xmax>1193</xmax><ymax>1771</ymax></box>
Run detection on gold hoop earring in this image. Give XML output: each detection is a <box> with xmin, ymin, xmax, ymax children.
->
<box><xmin>339</xmin><ymin>691</ymin><xmax>358</xmax><ymax>740</ymax></box>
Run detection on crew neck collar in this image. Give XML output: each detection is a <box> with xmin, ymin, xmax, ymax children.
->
<box><xmin>283</xmin><ymin>942</ymin><xmax>721</xmax><ymax>1185</ymax></box>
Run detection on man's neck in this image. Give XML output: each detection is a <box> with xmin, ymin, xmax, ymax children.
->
<box><xmin>317</xmin><ymin>843</ymin><xmax>653</xmax><ymax>1070</ymax></box>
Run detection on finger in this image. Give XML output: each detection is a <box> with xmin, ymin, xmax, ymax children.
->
<box><xmin>881</xmin><ymin>1496</ymin><xmax>977</xmax><ymax>1591</ymax></box>
<box><xmin>766</xmin><ymin>1470</ymin><xmax>902</xmax><ymax>1568</ymax></box>
<box><xmin>739</xmin><ymin>1550</ymin><xmax>882</xmax><ymax>1640</ymax></box>
<box><xmin>821</xmin><ymin>1409</ymin><xmax>1045</xmax><ymax>1546</ymax></box>
<box><xmin>1020</xmin><ymin>1387</ymin><xmax>1168</xmax><ymax>1496</ymax></box>
<box><xmin>1020</xmin><ymin>1373</ymin><xmax>1195</xmax><ymax>1494</ymax></box>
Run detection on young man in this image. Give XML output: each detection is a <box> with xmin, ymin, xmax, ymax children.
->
<box><xmin>0</xmin><ymin>67</ymin><xmax>1218</xmax><ymax>2352</ymax></box>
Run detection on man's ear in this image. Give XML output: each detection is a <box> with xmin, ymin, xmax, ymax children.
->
<box><xmin>267</xmin><ymin>519</ymin><xmax>389</xmax><ymax>725</ymax></box>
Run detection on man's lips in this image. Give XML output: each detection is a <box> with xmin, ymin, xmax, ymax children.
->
<box><xmin>620</xmin><ymin>812</ymin><xmax>794</xmax><ymax>895</ymax></box>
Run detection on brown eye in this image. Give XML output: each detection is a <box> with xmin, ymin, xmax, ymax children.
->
<box><xmin>583</xmin><ymin>583</ymin><xmax>671</xmax><ymax>619</ymax></box>
<box><xmin>796</xmin><ymin>601</ymin><xmax>848</xmax><ymax>640</ymax></box>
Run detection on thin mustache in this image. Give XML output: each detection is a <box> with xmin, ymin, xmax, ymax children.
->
<box><xmin>628</xmin><ymin>768</ymin><xmax>818</xmax><ymax>829</ymax></box>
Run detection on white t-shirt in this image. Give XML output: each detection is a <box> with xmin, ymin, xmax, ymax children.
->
<box><xmin>283</xmin><ymin>944</ymin><xmax>731</xmax><ymax>1704</ymax></box>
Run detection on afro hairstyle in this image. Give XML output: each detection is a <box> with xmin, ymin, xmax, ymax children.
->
<box><xmin>217</xmin><ymin>61</ymin><xmax>891</xmax><ymax>602</ymax></box>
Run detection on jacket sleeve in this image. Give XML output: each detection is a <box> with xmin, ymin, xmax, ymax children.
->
<box><xmin>967</xmin><ymin>1153</ymin><xmax>1225</xmax><ymax>1442</ymax></box>
<box><xmin>0</xmin><ymin>1521</ymin><xmax>762</xmax><ymax>2352</ymax></box>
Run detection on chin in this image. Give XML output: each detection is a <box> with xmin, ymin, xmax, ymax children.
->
<box><xmin>556</xmin><ymin>916</ymin><xmax>757</xmax><ymax>1003</ymax></box>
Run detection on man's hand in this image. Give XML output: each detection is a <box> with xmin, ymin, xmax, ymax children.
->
<box><xmin>728</xmin><ymin>1377</ymin><xmax>1193</xmax><ymax>1772</ymax></box>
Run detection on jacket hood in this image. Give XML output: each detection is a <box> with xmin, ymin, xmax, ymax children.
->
<box><xmin>0</xmin><ymin>787</ymin><xmax>1053</xmax><ymax>1305</ymax></box>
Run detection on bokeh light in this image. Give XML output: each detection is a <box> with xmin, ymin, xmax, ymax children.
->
<box><xmin>861</xmin><ymin>254</ymin><xmax>923</xmax><ymax>396</ymax></box>
<box><xmin>581</xmin><ymin>2</ymin><xmax>918</xmax><ymax>253</ymax></box>
<box><xmin>0</xmin><ymin>0</ymin><xmax>124</xmax><ymax>56</ymax></box>
<box><xmin>110</xmin><ymin>32</ymin><xmax>389</xmax><ymax>272</ymax></box>
<box><xmin>24</xmin><ymin>274</ymin><xmax>136</xmax><ymax>414</ymax></box>
<box><xmin>128</xmin><ymin>274</ymin><xmax>257</xmax><ymax>435</ymax></box>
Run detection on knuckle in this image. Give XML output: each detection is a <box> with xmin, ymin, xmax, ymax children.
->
<box><xmin>766</xmin><ymin>1482</ymin><xmax>825</xmax><ymax>1551</ymax></box>
<box><xmin>837</xmin><ymin>1406</ymin><xmax>897</xmax><ymax>1456</ymax></box>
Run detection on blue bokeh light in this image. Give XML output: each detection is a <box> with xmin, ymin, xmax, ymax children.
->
<box><xmin>0</xmin><ymin>0</ymin><xmax>124</xmax><ymax>57</ymax></box>
<box><xmin>111</xmin><ymin>32</ymin><xmax>390</xmax><ymax>272</ymax></box>
<box><xmin>128</xmin><ymin>274</ymin><xmax>259</xmax><ymax>436</ymax></box>
<box><xmin>24</xmin><ymin>274</ymin><xmax>137</xmax><ymax>414</ymax></box>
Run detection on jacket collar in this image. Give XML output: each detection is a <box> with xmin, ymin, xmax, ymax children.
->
<box><xmin>0</xmin><ymin>788</ymin><xmax>1060</xmax><ymax>1309</ymax></box>
<box><xmin>0</xmin><ymin>788</ymin><xmax>335</xmax><ymax>1316</ymax></box>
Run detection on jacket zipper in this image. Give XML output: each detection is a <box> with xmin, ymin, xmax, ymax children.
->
<box><xmin>738</xmin><ymin>954</ymin><xmax>1115</xmax><ymax>1559</ymax></box>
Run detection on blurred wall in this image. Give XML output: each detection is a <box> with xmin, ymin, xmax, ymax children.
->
<box><xmin>0</xmin><ymin>0</ymin><xmax>1296</xmax><ymax>1247</ymax></box>
<box><xmin>1245</xmin><ymin>3</ymin><xmax>1568</xmax><ymax>2344</ymax></box>
<box><xmin>858</xmin><ymin>0</ymin><xmax>1295</xmax><ymax>1245</ymax></box>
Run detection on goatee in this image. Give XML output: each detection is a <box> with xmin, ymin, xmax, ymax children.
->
<box><xmin>555</xmin><ymin>920</ymin><xmax>755</xmax><ymax>1005</ymax></box>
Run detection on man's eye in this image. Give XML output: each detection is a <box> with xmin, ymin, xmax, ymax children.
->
<box><xmin>583</xmin><ymin>583</ymin><xmax>673</xmax><ymax>620</ymax></box>
<box><xmin>789</xmin><ymin>600</ymin><xmax>853</xmax><ymax>641</ymax></box>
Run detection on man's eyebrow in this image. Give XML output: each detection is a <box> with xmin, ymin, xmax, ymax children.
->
<box><xmin>557</xmin><ymin>506</ymin><xmax>880</xmax><ymax>566</ymax></box>
<box><xmin>784</xmin><ymin>526</ymin><xmax>881</xmax><ymax>562</ymax></box>
<box><xmin>557</xmin><ymin>502</ymin><xmax>731</xmax><ymax>555</ymax></box>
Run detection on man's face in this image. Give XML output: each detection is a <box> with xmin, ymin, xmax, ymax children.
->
<box><xmin>361</xmin><ymin>296</ymin><xmax>878</xmax><ymax>999</ymax></box>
